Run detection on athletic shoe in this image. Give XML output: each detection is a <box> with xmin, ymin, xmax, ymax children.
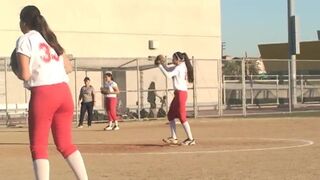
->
<box><xmin>77</xmin><ymin>125</ymin><xmax>83</xmax><ymax>128</ymax></box>
<box><xmin>112</xmin><ymin>125</ymin><xmax>120</xmax><ymax>131</ymax></box>
<box><xmin>162</xmin><ymin>137</ymin><xmax>179</xmax><ymax>145</ymax></box>
<box><xmin>182</xmin><ymin>138</ymin><xmax>196</xmax><ymax>146</ymax></box>
<box><xmin>104</xmin><ymin>125</ymin><xmax>113</xmax><ymax>131</ymax></box>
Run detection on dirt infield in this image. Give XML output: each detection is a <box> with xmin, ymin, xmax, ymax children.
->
<box><xmin>1</xmin><ymin>116</ymin><xmax>320</xmax><ymax>180</ymax></box>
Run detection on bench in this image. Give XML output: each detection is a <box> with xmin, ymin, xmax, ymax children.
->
<box><xmin>0</xmin><ymin>103</ymin><xmax>28</xmax><ymax>126</ymax></box>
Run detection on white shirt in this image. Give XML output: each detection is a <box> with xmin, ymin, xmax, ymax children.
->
<box><xmin>104</xmin><ymin>81</ymin><xmax>118</xmax><ymax>98</ymax></box>
<box><xmin>16</xmin><ymin>30</ymin><xmax>69</xmax><ymax>87</ymax></box>
<box><xmin>159</xmin><ymin>62</ymin><xmax>188</xmax><ymax>91</ymax></box>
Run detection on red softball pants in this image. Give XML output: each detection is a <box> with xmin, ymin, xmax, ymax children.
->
<box><xmin>105</xmin><ymin>97</ymin><xmax>117</xmax><ymax>122</ymax></box>
<box><xmin>28</xmin><ymin>83</ymin><xmax>77</xmax><ymax>160</ymax></box>
<box><xmin>167</xmin><ymin>90</ymin><xmax>187</xmax><ymax>123</ymax></box>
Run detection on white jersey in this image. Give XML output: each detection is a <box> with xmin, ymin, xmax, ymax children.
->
<box><xmin>104</xmin><ymin>81</ymin><xmax>118</xmax><ymax>98</ymax></box>
<box><xmin>159</xmin><ymin>62</ymin><xmax>188</xmax><ymax>91</ymax></box>
<box><xmin>16</xmin><ymin>30</ymin><xmax>69</xmax><ymax>87</ymax></box>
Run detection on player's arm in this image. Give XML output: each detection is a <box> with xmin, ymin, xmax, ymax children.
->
<box><xmin>111</xmin><ymin>86</ymin><xmax>120</xmax><ymax>94</ymax></box>
<box><xmin>158</xmin><ymin>64</ymin><xmax>178</xmax><ymax>78</ymax></box>
<box><xmin>160</xmin><ymin>63</ymin><xmax>169</xmax><ymax>71</ymax></box>
<box><xmin>91</xmin><ymin>88</ymin><xmax>96</xmax><ymax>105</ymax></box>
<box><xmin>78</xmin><ymin>88</ymin><xmax>83</xmax><ymax>104</ymax></box>
<box><xmin>16</xmin><ymin>53</ymin><xmax>31</xmax><ymax>81</ymax></box>
<box><xmin>63</xmin><ymin>53</ymin><xmax>73</xmax><ymax>74</ymax></box>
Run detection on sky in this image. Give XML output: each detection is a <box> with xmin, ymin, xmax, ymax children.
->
<box><xmin>221</xmin><ymin>0</ymin><xmax>320</xmax><ymax>57</ymax></box>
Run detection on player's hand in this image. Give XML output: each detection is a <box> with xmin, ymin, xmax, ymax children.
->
<box><xmin>100</xmin><ymin>87</ymin><xmax>109</xmax><ymax>94</ymax></box>
<box><xmin>155</xmin><ymin>54</ymin><xmax>165</xmax><ymax>66</ymax></box>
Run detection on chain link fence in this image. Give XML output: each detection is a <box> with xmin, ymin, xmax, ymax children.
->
<box><xmin>1</xmin><ymin>57</ymin><xmax>320</xmax><ymax>126</ymax></box>
<box><xmin>222</xmin><ymin>58</ymin><xmax>320</xmax><ymax>116</ymax></box>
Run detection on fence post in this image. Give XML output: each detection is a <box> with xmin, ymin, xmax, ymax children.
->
<box><xmin>4</xmin><ymin>58</ymin><xmax>9</xmax><ymax>125</ymax></box>
<box><xmin>192</xmin><ymin>56</ymin><xmax>198</xmax><ymax>118</ymax></box>
<box><xmin>218</xmin><ymin>58</ymin><xmax>223</xmax><ymax>116</ymax></box>
<box><xmin>288</xmin><ymin>60</ymin><xmax>292</xmax><ymax>112</ymax></box>
<box><xmin>241</xmin><ymin>58</ymin><xmax>247</xmax><ymax>117</ymax></box>
<box><xmin>276</xmin><ymin>75</ymin><xmax>279</xmax><ymax>105</ymax></box>
<box><xmin>300</xmin><ymin>75</ymin><xmax>303</xmax><ymax>103</ymax></box>
<box><xmin>250</xmin><ymin>74</ymin><xmax>254</xmax><ymax>105</ymax></box>
<box><xmin>165</xmin><ymin>56</ymin><xmax>169</xmax><ymax>116</ymax></box>
<box><xmin>223</xmin><ymin>75</ymin><xmax>226</xmax><ymax>110</ymax></box>
<box><xmin>74</xmin><ymin>58</ymin><xmax>79</xmax><ymax>124</ymax></box>
<box><xmin>140</xmin><ymin>71</ymin><xmax>144</xmax><ymax>109</ymax></box>
<box><xmin>136</xmin><ymin>59</ymin><xmax>141</xmax><ymax>120</ymax></box>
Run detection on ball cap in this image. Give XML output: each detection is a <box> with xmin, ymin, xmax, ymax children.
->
<box><xmin>105</xmin><ymin>71</ymin><xmax>112</xmax><ymax>75</ymax></box>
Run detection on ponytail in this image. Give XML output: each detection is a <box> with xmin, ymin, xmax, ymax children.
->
<box><xmin>20</xmin><ymin>5</ymin><xmax>64</xmax><ymax>56</ymax></box>
<box><xmin>37</xmin><ymin>16</ymin><xmax>64</xmax><ymax>56</ymax></box>
<box><xmin>182</xmin><ymin>53</ymin><xmax>194</xmax><ymax>83</ymax></box>
<box><xmin>173</xmin><ymin>52</ymin><xmax>194</xmax><ymax>83</ymax></box>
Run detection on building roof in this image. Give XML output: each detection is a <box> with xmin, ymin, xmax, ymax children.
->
<box><xmin>258</xmin><ymin>40</ymin><xmax>320</xmax><ymax>60</ymax></box>
<box><xmin>258</xmin><ymin>40</ymin><xmax>320</xmax><ymax>74</ymax></box>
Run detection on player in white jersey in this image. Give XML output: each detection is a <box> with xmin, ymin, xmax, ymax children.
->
<box><xmin>14</xmin><ymin>5</ymin><xmax>87</xmax><ymax>180</ymax></box>
<box><xmin>157</xmin><ymin>52</ymin><xmax>196</xmax><ymax>145</ymax></box>
<box><xmin>100</xmin><ymin>72</ymin><xmax>120</xmax><ymax>131</ymax></box>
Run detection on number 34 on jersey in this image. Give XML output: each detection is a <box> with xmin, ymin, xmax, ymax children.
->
<box><xmin>39</xmin><ymin>43</ymin><xmax>59</xmax><ymax>62</ymax></box>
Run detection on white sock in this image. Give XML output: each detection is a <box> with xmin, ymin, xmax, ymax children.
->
<box><xmin>169</xmin><ymin>120</ymin><xmax>177</xmax><ymax>139</ymax></box>
<box><xmin>115</xmin><ymin>121</ymin><xmax>119</xmax><ymax>126</ymax></box>
<box><xmin>108</xmin><ymin>121</ymin><xmax>113</xmax><ymax>127</ymax></box>
<box><xmin>66</xmin><ymin>150</ymin><xmax>88</xmax><ymax>180</ymax></box>
<box><xmin>33</xmin><ymin>159</ymin><xmax>49</xmax><ymax>180</ymax></box>
<box><xmin>182</xmin><ymin>121</ymin><xmax>193</xmax><ymax>140</ymax></box>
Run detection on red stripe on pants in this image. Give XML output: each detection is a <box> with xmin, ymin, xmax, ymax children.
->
<box><xmin>167</xmin><ymin>90</ymin><xmax>187</xmax><ymax>123</ymax></box>
<box><xmin>28</xmin><ymin>83</ymin><xmax>77</xmax><ymax>159</ymax></box>
<box><xmin>105</xmin><ymin>97</ymin><xmax>117</xmax><ymax>122</ymax></box>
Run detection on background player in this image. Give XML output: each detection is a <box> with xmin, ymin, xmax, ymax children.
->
<box><xmin>101</xmin><ymin>72</ymin><xmax>120</xmax><ymax>131</ymax></box>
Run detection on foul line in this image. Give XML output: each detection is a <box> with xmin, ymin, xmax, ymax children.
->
<box><xmin>82</xmin><ymin>137</ymin><xmax>314</xmax><ymax>156</ymax></box>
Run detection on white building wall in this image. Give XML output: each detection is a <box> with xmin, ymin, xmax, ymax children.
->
<box><xmin>0</xmin><ymin>0</ymin><xmax>221</xmax><ymax>113</ymax></box>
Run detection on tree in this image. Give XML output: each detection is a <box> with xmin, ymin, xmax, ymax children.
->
<box><xmin>222</xmin><ymin>60</ymin><xmax>241</xmax><ymax>77</ymax></box>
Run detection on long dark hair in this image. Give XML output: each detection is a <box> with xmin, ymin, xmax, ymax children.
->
<box><xmin>20</xmin><ymin>5</ymin><xmax>64</xmax><ymax>56</ymax></box>
<box><xmin>174</xmin><ymin>52</ymin><xmax>194</xmax><ymax>83</ymax></box>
